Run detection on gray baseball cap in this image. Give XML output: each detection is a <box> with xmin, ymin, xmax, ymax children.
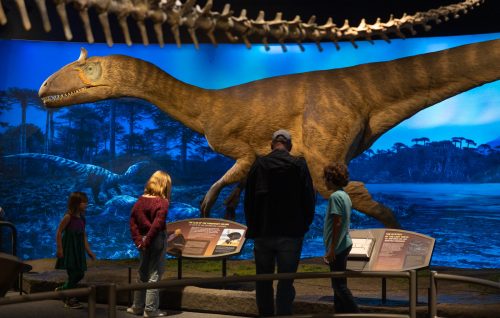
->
<box><xmin>272</xmin><ymin>129</ymin><xmax>292</xmax><ymax>142</ymax></box>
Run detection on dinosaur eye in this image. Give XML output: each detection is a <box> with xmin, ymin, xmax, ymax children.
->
<box><xmin>83</xmin><ymin>62</ymin><xmax>102</xmax><ymax>81</ymax></box>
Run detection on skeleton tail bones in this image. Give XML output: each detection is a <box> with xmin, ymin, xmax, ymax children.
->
<box><xmin>0</xmin><ymin>0</ymin><xmax>485</xmax><ymax>51</ymax></box>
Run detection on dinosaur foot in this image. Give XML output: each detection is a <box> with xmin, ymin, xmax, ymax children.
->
<box><xmin>200</xmin><ymin>183</ymin><xmax>222</xmax><ymax>218</ymax></box>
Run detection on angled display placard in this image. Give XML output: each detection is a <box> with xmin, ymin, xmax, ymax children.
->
<box><xmin>166</xmin><ymin>218</ymin><xmax>247</xmax><ymax>259</ymax></box>
<box><xmin>348</xmin><ymin>229</ymin><xmax>435</xmax><ymax>271</ymax></box>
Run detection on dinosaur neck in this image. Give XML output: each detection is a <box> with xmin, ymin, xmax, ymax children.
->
<box><xmin>113</xmin><ymin>56</ymin><xmax>209</xmax><ymax>133</ymax></box>
<box><xmin>356</xmin><ymin>39</ymin><xmax>500</xmax><ymax>152</ymax></box>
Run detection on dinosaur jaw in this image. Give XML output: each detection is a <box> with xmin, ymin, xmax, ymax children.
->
<box><xmin>40</xmin><ymin>85</ymin><xmax>112</xmax><ymax>108</ymax></box>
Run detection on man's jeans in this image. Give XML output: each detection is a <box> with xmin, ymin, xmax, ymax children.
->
<box><xmin>132</xmin><ymin>232</ymin><xmax>166</xmax><ymax>312</ymax></box>
<box><xmin>254</xmin><ymin>236</ymin><xmax>303</xmax><ymax>316</ymax></box>
<box><xmin>329</xmin><ymin>245</ymin><xmax>360</xmax><ymax>313</ymax></box>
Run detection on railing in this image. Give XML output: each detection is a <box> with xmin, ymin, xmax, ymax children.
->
<box><xmin>429</xmin><ymin>271</ymin><xmax>500</xmax><ymax>318</ymax></box>
<box><xmin>0</xmin><ymin>221</ymin><xmax>17</xmax><ymax>256</ymax></box>
<box><xmin>0</xmin><ymin>286</ymin><xmax>97</xmax><ymax>318</ymax></box>
<box><xmin>4</xmin><ymin>268</ymin><xmax>499</xmax><ymax>317</ymax></box>
<box><xmin>0</xmin><ymin>221</ymin><xmax>23</xmax><ymax>295</ymax></box>
<box><xmin>292</xmin><ymin>315</ymin><xmax>410</xmax><ymax>318</ymax></box>
<box><xmin>108</xmin><ymin>270</ymin><xmax>417</xmax><ymax>318</ymax></box>
<box><xmin>0</xmin><ymin>222</ymin><xmax>96</xmax><ymax>316</ymax></box>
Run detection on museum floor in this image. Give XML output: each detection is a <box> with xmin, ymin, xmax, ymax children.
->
<box><xmin>2</xmin><ymin>258</ymin><xmax>499</xmax><ymax>318</ymax></box>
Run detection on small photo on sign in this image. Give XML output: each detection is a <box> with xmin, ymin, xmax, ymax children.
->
<box><xmin>216</xmin><ymin>229</ymin><xmax>245</xmax><ymax>247</ymax></box>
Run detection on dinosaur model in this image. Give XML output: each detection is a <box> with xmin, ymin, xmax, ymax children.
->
<box><xmin>0</xmin><ymin>0</ymin><xmax>484</xmax><ymax>50</ymax></box>
<box><xmin>3</xmin><ymin>153</ymin><xmax>148</xmax><ymax>204</ymax></box>
<box><xmin>38</xmin><ymin>39</ymin><xmax>500</xmax><ymax>227</ymax></box>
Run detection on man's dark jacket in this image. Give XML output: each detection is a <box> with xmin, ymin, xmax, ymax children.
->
<box><xmin>244</xmin><ymin>149</ymin><xmax>316</xmax><ymax>239</ymax></box>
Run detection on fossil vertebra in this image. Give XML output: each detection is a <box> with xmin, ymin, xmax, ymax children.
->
<box><xmin>0</xmin><ymin>0</ymin><xmax>485</xmax><ymax>50</ymax></box>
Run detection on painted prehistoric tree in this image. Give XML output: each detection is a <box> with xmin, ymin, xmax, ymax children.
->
<box><xmin>151</xmin><ymin>106</ymin><xmax>209</xmax><ymax>172</ymax></box>
<box><xmin>392</xmin><ymin>142</ymin><xmax>408</xmax><ymax>153</ymax></box>
<box><xmin>365</xmin><ymin>149</ymin><xmax>374</xmax><ymax>158</ymax></box>
<box><xmin>150</xmin><ymin>106</ymin><xmax>176</xmax><ymax>154</ymax></box>
<box><xmin>1</xmin><ymin>124</ymin><xmax>44</xmax><ymax>154</ymax></box>
<box><xmin>452</xmin><ymin>137</ymin><xmax>466</xmax><ymax>149</ymax></box>
<box><xmin>56</xmin><ymin>105</ymin><xmax>104</xmax><ymax>161</ymax></box>
<box><xmin>174</xmin><ymin>121</ymin><xmax>206</xmax><ymax>173</ymax></box>
<box><xmin>411</xmin><ymin>137</ymin><xmax>429</xmax><ymax>146</ymax></box>
<box><xmin>1</xmin><ymin>89</ymin><xmax>43</xmax><ymax>153</ymax></box>
<box><xmin>0</xmin><ymin>88</ymin><xmax>44</xmax><ymax>174</ymax></box>
<box><xmin>43</xmin><ymin>108</ymin><xmax>56</xmax><ymax>154</ymax></box>
<box><xmin>464</xmin><ymin>138</ymin><xmax>477</xmax><ymax>149</ymax></box>
<box><xmin>116</xmin><ymin>99</ymin><xmax>153</xmax><ymax>155</ymax></box>
<box><xmin>477</xmin><ymin>144</ymin><xmax>492</xmax><ymax>155</ymax></box>
<box><xmin>0</xmin><ymin>91</ymin><xmax>13</xmax><ymax>129</ymax></box>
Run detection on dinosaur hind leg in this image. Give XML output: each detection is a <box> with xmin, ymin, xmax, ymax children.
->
<box><xmin>200</xmin><ymin>156</ymin><xmax>254</xmax><ymax>217</ymax></box>
<box><xmin>223</xmin><ymin>180</ymin><xmax>246</xmax><ymax>220</ymax></box>
<box><xmin>344</xmin><ymin>181</ymin><xmax>401</xmax><ymax>228</ymax></box>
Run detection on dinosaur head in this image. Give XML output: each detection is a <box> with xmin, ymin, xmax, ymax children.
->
<box><xmin>39</xmin><ymin>48</ymin><xmax>118</xmax><ymax>108</ymax></box>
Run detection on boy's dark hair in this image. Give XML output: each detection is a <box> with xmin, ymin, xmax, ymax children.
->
<box><xmin>67</xmin><ymin>191</ymin><xmax>88</xmax><ymax>215</ymax></box>
<box><xmin>323</xmin><ymin>163</ymin><xmax>349</xmax><ymax>187</ymax></box>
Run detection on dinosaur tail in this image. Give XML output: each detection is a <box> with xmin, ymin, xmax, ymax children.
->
<box><xmin>3</xmin><ymin>153</ymin><xmax>108</xmax><ymax>176</ymax></box>
<box><xmin>357</xmin><ymin>39</ymin><xmax>500</xmax><ymax>153</ymax></box>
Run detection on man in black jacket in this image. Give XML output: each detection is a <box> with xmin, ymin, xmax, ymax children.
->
<box><xmin>244</xmin><ymin>129</ymin><xmax>316</xmax><ymax>316</ymax></box>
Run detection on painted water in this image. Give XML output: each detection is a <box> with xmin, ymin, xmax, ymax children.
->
<box><xmin>3</xmin><ymin>182</ymin><xmax>498</xmax><ymax>269</ymax></box>
<box><xmin>364</xmin><ymin>183</ymin><xmax>500</xmax><ymax>269</ymax></box>
<box><xmin>297</xmin><ymin>183</ymin><xmax>500</xmax><ymax>269</ymax></box>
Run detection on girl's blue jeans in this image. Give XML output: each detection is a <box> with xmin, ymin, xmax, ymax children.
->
<box><xmin>132</xmin><ymin>232</ymin><xmax>166</xmax><ymax>312</ymax></box>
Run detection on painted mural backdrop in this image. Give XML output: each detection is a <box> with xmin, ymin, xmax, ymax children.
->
<box><xmin>0</xmin><ymin>34</ymin><xmax>499</xmax><ymax>268</ymax></box>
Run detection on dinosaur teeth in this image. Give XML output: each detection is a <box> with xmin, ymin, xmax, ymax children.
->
<box><xmin>42</xmin><ymin>87</ymin><xmax>87</xmax><ymax>104</ymax></box>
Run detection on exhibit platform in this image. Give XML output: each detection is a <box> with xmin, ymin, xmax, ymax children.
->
<box><xmin>5</xmin><ymin>258</ymin><xmax>500</xmax><ymax>318</ymax></box>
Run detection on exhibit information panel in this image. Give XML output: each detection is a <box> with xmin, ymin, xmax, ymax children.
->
<box><xmin>348</xmin><ymin>229</ymin><xmax>435</xmax><ymax>271</ymax></box>
<box><xmin>166</xmin><ymin>218</ymin><xmax>247</xmax><ymax>258</ymax></box>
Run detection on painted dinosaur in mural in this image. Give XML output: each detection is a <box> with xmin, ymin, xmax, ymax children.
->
<box><xmin>3</xmin><ymin>153</ymin><xmax>148</xmax><ymax>204</ymax></box>
<box><xmin>0</xmin><ymin>0</ymin><xmax>484</xmax><ymax>50</ymax></box>
<box><xmin>38</xmin><ymin>39</ymin><xmax>500</xmax><ymax>227</ymax></box>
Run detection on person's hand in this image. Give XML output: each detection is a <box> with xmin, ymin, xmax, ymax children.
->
<box><xmin>56</xmin><ymin>248</ymin><xmax>63</xmax><ymax>259</ymax></box>
<box><xmin>88</xmin><ymin>251</ymin><xmax>96</xmax><ymax>261</ymax></box>
<box><xmin>323</xmin><ymin>249</ymin><xmax>336</xmax><ymax>264</ymax></box>
<box><xmin>137</xmin><ymin>236</ymin><xmax>147</xmax><ymax>250</ymax></box>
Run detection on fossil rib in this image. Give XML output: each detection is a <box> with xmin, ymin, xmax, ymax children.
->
<box><xmin>35</xmin><ymin>0</ymin><xmax>52</xmax><ymax>32</ymax></box>
<box><xmin>0</xmin><ymin>1</ymin><xmax>6</xmax><ymax>26</ymax></box>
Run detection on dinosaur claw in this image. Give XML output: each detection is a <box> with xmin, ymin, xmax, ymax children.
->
<box><xmin>200</xmin><ymin>196</ymin><xmax>213</xmax><ymax>218</ymax></box>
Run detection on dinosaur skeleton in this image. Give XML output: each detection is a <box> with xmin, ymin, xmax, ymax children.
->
<box><xmin>0</xmin><ymin>0</ymin><xmax>484</xmax><ymax>50</ymax></box>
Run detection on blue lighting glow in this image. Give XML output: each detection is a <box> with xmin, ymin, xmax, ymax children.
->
<box><xmin>0</xmin><ymin>34</ymin><xmax>499</xmax><ymax>268</ymax></box>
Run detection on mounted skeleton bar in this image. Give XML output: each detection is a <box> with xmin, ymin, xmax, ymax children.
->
<box><xmin>0</xmin><ymin>0</ymin><xmax>485</xmax><ymax>50</ymax></box>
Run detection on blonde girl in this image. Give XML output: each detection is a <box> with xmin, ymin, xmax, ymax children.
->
<box><xmin>128</xmin><ymin>170</ymin><xmax>171</xmax><ymax>317</ymax></box>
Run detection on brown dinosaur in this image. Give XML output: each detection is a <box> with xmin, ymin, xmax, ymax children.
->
<box><xmin>39</xmin><ymin>39</ymin><xmax>500</xmax><ymax>227</ymax></box>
